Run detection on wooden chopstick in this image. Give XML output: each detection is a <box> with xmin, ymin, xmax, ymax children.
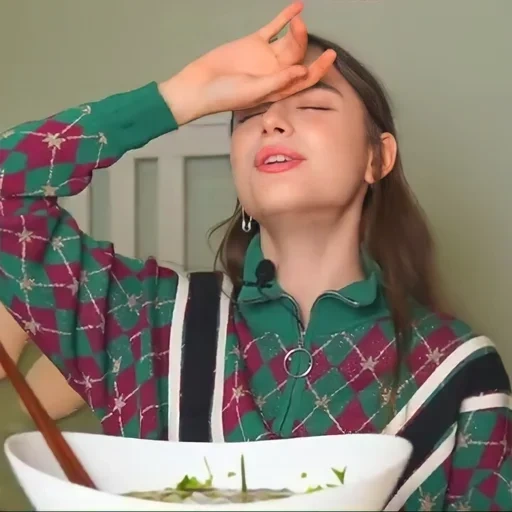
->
<box><xmin>0</xmin><ymin>340</ymin><xmax>96</xmax><ymax>489</ymax></box>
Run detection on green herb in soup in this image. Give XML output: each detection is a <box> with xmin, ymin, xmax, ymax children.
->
<box><xmin>124</xmin><ymin>456</ymin><xmax>346</xmax><ymax>505</ymax></box>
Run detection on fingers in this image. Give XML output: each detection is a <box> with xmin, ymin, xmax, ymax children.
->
<box><xmin>276</xmin><ymin>13</ymin><xmax>307</xmax><ymax>51</ymax></box>
<box><xmin>289</xmin><ymin>13</ymin><xmax>307</xmax><ymax>49</ymax></box>
<box><xmin>248</xmin><ymin>65</ymin><xmax>308</xmax><ymax>101</ymax></box>
<box><xmin>271</xmin><ymin>14</ymin><xmax>308</xmax><ymax>67</ymax></box>
<box><xmin>304</xmin><ymin>48</ymin><xmax>337</xmax><ymax>85</ymax></box>
<box><xmin>277</xmin><ymin>13</ymin><xmax>307</xmax><ymax>55</ymax></box>
<box><xmin>258</xmin><ymin>1</ymin><xmax>304</xmax><ymax>41</ymax></box>
<box><xmin>273</xmin><ymin>49</ymin><xmax>337</xmax><ymax>99</ymax></box>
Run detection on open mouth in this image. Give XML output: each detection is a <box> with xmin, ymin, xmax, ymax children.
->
<box><xmin>256</xmin><ymin>158</ymin><xmax>304</xmax><ymax>173</ymax></box>
<box><xmin>263</xmin><ymin>154</ymin><xmax>293</xmax><ymax>165</ymax></box>
<box><xmin>255</xmin><ymin>147</ymin><xmax>306</xmax><ymax>173</ymax></box>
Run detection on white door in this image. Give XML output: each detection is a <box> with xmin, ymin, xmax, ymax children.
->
<box><xmin>185</xmin><ymin>155</ymin><xmax>237</xmax><ymax>271</ymax></box>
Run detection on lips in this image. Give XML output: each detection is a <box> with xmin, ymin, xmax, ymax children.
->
<box><xmin>254</xmin><ymin>145</ymin><xmax>306</xmax><ymax>174</ymax></box>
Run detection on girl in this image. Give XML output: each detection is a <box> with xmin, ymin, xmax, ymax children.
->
<box><xmin>0</xmin><ymin>3</ymin><xmax>510</xmax><ymax>510</ymax></box>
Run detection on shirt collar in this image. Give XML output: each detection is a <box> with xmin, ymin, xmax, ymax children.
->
<box><xmin>237</xmin><ymin>233</ymin><xmax>381</xmax><ymax>308</ymax></box>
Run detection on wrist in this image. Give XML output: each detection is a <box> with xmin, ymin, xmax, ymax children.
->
<box><xmin>158</xmin><ymin>68</ymin><xmax>205</xmax><ymax>126</ymax></box>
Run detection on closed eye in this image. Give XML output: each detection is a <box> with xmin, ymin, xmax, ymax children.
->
<box><xmin>238</xmin><ymin>112</ymin><xmax>264</xmax><ymax>123</ymax></box>
<box><xmin>237</xmin><ymin>106</ymin><xmax>331</xmax><ymax>124</ymax></box>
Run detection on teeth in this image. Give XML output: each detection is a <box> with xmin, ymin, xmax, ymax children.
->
<box><xmin>264</xmin><ymin>154</ymin><xmax>292</xmax><ymax>164</ymax></box>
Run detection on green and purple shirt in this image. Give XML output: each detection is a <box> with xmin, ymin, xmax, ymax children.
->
<box><xmin>1</xmin><ymin>82</ymin><xmax>510</xmax><ymax>511</ymax></box>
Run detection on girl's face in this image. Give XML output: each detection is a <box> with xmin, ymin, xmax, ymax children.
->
<box><xmin>230</xmin><ymin>46</ymin><xmax>379</xmax><ymax>225</ymax></box>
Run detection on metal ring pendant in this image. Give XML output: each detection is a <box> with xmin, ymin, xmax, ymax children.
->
<box><xmin>283</xmin><ymin>347</ymin><xmax>313</xmax><ymax>378</ymax></box>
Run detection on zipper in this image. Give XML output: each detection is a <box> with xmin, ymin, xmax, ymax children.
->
<box><xmin>282</xmin><ymin>291</ymin><xmax>361</xmax><ymax>344</ymax></box>
<box><xmin>282</xmin><ymin>292</ymin><xmax>305</xmax><ymax>345</ymax></box>
<box><xmin>276</xmin><ymin>293</ymin><xmax>306</xmax><ymax>436</ymax></box>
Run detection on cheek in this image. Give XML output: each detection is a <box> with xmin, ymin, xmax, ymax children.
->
<box><xmin>309</xmin><ymin>115</ymin><xmax>368</xmax><ymax>172</ymax></box>
<box><xmin>229</xmin><ymin>130</ymin><xmax>243</xmax><ymax>169</ymax></box>
<box><xmin>300</xmin><ymin>119</ymin><xmax>369</xmax><ymax>202</ymax></box>
<box><xmin>229</xmin><ymin>131</ymin><xmax>254</xmax><ymax>203</ymax></box>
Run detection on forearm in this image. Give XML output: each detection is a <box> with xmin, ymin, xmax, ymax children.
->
<box><xmin>0</xmin><ymin>82</ymin><xmax>178</xmax><ymax>200</ymax></box>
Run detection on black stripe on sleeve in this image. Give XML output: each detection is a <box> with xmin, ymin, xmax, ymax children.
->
<box><xmin>179</xmin><ymin>272</ymin><xmax>222</xmax><ymax>442</ymax></box>
<box><xmin>396</xmin><ymin>350</ymin><xmax>510</xmax><ymax>489</ymax></box>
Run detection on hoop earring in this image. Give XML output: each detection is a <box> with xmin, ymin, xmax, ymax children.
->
<box><xmin>241</xmin><ymin>209</ymin><xmax>253</xmax><ymax>233</ymax></box>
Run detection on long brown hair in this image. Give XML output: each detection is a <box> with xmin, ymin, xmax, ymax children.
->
<box><xmin>209</xmin><ymin>34</ymin><xmax>443</xmax><ymax>391</ymax></box>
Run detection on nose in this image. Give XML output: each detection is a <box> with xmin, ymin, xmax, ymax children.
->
<box><xmin>261</xmin><ymin>103</ymin><xmax>294</xmax><ymax>137</ymax></box>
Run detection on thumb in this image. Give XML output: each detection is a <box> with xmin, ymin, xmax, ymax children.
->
<box><xmin>249</xmin><ymin>65</ymin><xmax>307</xmax><ymax>101</ymax></box>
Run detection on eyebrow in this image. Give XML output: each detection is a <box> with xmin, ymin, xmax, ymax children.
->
<box><xmin>303</xmin><ymin>81</ymin><xmax>343</xmax><ymax>97</ymax></box>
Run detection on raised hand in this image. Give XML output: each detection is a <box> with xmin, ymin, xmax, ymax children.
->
<box><xmin>159</xmin><ymin>1</ymin><xmax>336</xmax><ymax>124</ymax></box>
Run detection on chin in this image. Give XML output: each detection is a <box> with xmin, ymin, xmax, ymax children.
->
<box><xmin>251</xmin><ymin>195</ymin><xmax>319</xmax><ymax>220</ymax></box>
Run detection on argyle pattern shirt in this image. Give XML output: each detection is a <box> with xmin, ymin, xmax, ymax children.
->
<box><xmin>1</xmin><ymin>82</ymin><xmax>510</xmax><ymax>511</ymax></box>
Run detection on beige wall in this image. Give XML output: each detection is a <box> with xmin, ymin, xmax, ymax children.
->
<box><xmin>1</xmin><ymin>0</ymin><xmax>511</xmax><ymax>379</ymax></box>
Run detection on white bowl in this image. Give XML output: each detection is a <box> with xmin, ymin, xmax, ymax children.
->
<box><xmin>5</xmin><ymin>431</ymin><xmax>412</xmax><ymax>511</ymax></box>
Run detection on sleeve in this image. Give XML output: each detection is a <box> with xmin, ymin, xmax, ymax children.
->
<box><xmin>0</xmin><ymin>82</ymin><xmax>180</xmax><ymax>401</ymax></box>
<box><xmin>444</xmin><ymin>394</ymin><xmax>512</xmax><ymax>511</ymax></box>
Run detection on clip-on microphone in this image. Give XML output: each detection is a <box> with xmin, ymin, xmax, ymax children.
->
<box><xmin>242</xmin><ymin>259</ymin><xmax>276</xmax><ymax>289</ymax></box>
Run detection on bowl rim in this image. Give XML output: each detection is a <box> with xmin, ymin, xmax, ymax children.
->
<box><xmin>5</xmin><ymin>429</ymin><xmax>414</xmax><ymax>450</ymax></box>
<box><xmin>4</xmin><ymin>431</ymin><xmax>413</xmax><ymax>510</ymax></box>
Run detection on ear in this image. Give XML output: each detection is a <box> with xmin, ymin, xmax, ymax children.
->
<box><xmin>364</xmin><ymin>132</ymin><xmax>397</xmax><ymax>184</ymax></box>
